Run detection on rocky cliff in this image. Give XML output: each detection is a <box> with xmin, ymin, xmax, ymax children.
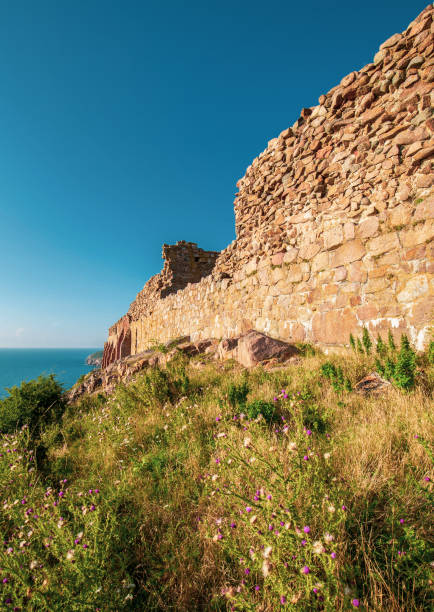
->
<box><xmin>103</xmin><ymin>5</ymin><xmax>434</xmax><ymax>369</ymax></box>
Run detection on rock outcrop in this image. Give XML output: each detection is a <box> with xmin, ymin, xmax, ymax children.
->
<box><xmin>103</xmin><ymin>6</ymin><xmax>434</xmax><ymax>370</ymax></box>
<box><xmin>69</xmin><ymin>332</ymin><xmax>298</xmax><ymax>402</ymax></box>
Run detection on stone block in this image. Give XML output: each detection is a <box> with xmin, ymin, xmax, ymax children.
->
<box><xmin>367</xmin><ymin>232</ymin><xmax>400</xmax><ymax>256</ymax></box>
<box><xmin>329</xmin><ymin>239</ymin><xmax>366</xmax><ymax>268</ymax></box>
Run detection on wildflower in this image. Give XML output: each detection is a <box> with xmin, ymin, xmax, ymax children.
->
<box><xmin>324</xmin><ymin>533</ymin><xmax>334</xmax><ymax>542</ymax></box>
<box><xmin>2</xmin><ymin>578</ymin><xmax>8</xmax><ymax>583</ymax></box>
<box><xmin>424</xmin><ymin>477</ymin><xmax>431</xmax><ymax>482</ymax></box>
<box><xmin>244</xmin><ymin>568</ymin><xmax>250</xmax><ymax>575</ymax></box>
<box><xmin>255</xmin><ymin>585</ymin><xmax>260</xmax><ymax>591</ymax></box>
<box><xmin>328</xmin><ymin>505</ymin><xmax>336</xmax><ymax>513</ymax></box>
<box><xmin>250</xmin><ymin>515</ymin><xmax>257</xmax><ymax>524</ymax></box>
<box><xmin>399</xmin><ymin>518</ymin><xmax>404</xmax><ymax>524</ymax></box>
<box><xmin>301</xmin><ymin>539</ymin><xmax>307</xmax><ymax>546</ymax></box>
<box><xmin>301</xmin><ymin>566</ymin><xmax>310</xmax><ymax>574</ymax></box>
<box><xmin>303</xmin><ymin>455</ymin><xmax>309</xmax><ymax>461</ymax></box>
<box><xmin>83</xmin><ymin>544</ymin><xmax>89</xmax><ymax>549</ymax></box>
<box><xmin>29</xmin><ymin>560</ymin><xmax>38</xmax><ymax>569</ymax></box>
<box><xmin>273</xmin><ymin>397</ymin><xmax>277</xmax><ymax>402</ymax></box>
<box><xmin>303</xmin><ymin>526</ymin><xmax>310</xmax><ymax>533</ymax></box>
<box><xmin>215</xmin><ymin>416</ymin><xmax>221</xmax><ymax>422</ymax></box>
<box><xmin>352</xmin><ymin>599</ymin><xmax>360</xmax><ymax>608</ymax></box>
<box><xmin>341</xmin><ymin>505</ymin><xmax>347</xmax><ymax>511</ymax></box>
<box><xmin>66</xmin><ymin>550</ymin><xmax>75</xmax><ymax>562</ymax></box>
<box><xmin>245</xmin><ymin>507</ymin><xmax>252</xmax><ymax>513</ymax></box>
<box><xmin>331</xmin><ymin>552</ymin><xmax>337</xmax><ymax>559</ymax></box>
<box><xmin>305</xmin><ymin>429</ymin><xmax>312</xmax><ymax>436</ymax></box>
<box><xmin>230</xmin><ymin>522</ymin><xmax>236</xmax><ymax>528</ymax></box>
<box><xmin>280</xmin><ymin>595</ymin><xmax>287</xmax><ymax>604</ymax></box>
<box><xmin>312</xmin><ymin>540</ymin><xmax>324</xmax><ymax>554</ymax></box>
<box><xmin>323</xmin><ymin>452</ymin><xmax>331</xmax><ymax>460</ymax></box>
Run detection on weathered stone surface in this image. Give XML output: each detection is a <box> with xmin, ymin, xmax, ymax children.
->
<box><xmin>312</xmin><ymin>308</ymin><xmax>358</xmax><ymax>344</ymax></box>
<box><xmin>217</xmin><ymin>337</ymin><xmax>239</xmax><ymax>361</ymax></box>
<box><xmin>354</xmin><ymin>372</ymin><xmax>392</xmax><ymax>395</ymax></box>
<box><xmin>235</xmin><ymin>330</ymin><xmax>299</xmax><ymax>368</ymax></box>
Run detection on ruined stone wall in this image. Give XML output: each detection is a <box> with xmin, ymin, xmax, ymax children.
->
<box><xmin>103</xmin><ymin>5</ymin><xmax>434</xmax><ymax>368</ymax></box>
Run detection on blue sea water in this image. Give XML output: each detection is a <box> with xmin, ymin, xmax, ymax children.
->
<box><xmin>0</xmin><ymin>349</ymin><xmax>102</xmax><ymax>399</ymax></box>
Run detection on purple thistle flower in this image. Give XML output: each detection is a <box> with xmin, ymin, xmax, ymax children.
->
<box><xmin>399</xmin><ymin>518</ymin><xmax>405</xmax><ymax>524</ymax></box>
<box><xmin>90</xmin><ymin>504</ymin><xmax>96</xmax><ymax>511</ymax></box>
<box><xmin>302</xmin><ymin>565</ymin><xmax>310</xmax><ymax>574</ymax></box>
<box><xmin>255</xmin><ymin>585</ymin><xmax>260</xmax><ymax>591</ymax></box>
<box><xmin>2</xmin><ymin>578</ymin><xmax>8</xmax><ymax>583</ymax></box>
<box><xmin>266</xmin><ymin>494</ymin><xmax>272</xmax><ymax>500</ymax></box>
<box><xmin>303</xmin><ymin>455</ymin><xmax>309</xmax><ymax>461</ymax></box>
<box><xmin>331</xmin><ymin>552</ymin><xmax>337</xmax><ymax>559</ymax></box>
<box><xmin>352</xmin><ymin>599</ymin><xmax>360</xmax><ymax>608</ymax></box>
<box><xmin>341</xmin><ymin>505</ymin><xmax>347</xmax><ymax>511</ymax></box>
<box><xmin>301</xmin><ymin>540</ymin><xmax>307</xmax><ymax>546</ymax></box>
<box><xmin>230</xmin><ymin>522</ymin><xmax>236</xmax><ymax>528</ymax></box>
<box><xmin>303</xmin><ymin>526</ymin><xmax>310</xmax><ymax>533</ymax></box>
<box><xmin>58</xmin><ymin>491</ymin><xmax>64</xmax><ymax>497</ymax></box>
<box><xmin>245</xmin><ymin>507</ymin><xmax>252</xmax><ymax>513</ymax></box>
<box><xmin>280</xmin><ymin>595</ymin><xmax>286</xmax><ymax>604</ymax></box>
<box><xmin>5</xmin><ymin>599</ymin><xmax>12</xmax><ymax>604</ymax></box>
<box><xmin>306</xmin><ymin>430</ymin><xmax>312</xmax><ymax>436</ymax></box>
<box><xmin>83</xmin><ymin>544</ymin><xmax>89</xmax><ymax>549</ymax></box>
<box><xmin>244</xmin><ymin>568</ymin><xmax>250</xmax><ymax>575</ymax></box>
<box><xmin>273</xmin><ymin>397</ymin><xmax>277</xmax><ymax>402</ymax></box>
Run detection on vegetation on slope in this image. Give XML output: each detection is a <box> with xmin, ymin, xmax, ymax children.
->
<box><xmin>0</xmin><ymin>332</ymin><xmax>432</xmax><ymax>611</ymax></box>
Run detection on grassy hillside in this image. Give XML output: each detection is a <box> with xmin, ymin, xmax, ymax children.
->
<box><xmin>0</xmin><ymin>334</ymin><xmax>433</xmax><ymax>611</ymax></box>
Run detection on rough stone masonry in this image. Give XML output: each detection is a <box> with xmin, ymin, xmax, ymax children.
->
<box><xmin>103</xmin><ymin>5</ymin><xmax>434</xmax><ymax>369</ymax></box>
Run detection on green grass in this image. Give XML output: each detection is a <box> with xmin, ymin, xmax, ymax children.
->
<box><xmin>0</xmin><ymin>340</ymin><xmax>432</xmax><ymax>611</ymax></box>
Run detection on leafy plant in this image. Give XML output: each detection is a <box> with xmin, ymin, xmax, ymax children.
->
<box><xmin>245</xmin><ymin>399</ymin><xmax>277</xmax><ymax>423</ymax></box>
<box><xmin>375</xmin><ymin>334</ymin><xmax>417</xmax><ymax>391</ymax></box>
<box><xmin>0</xmin><ymin>374</ymin><xmax>65</xmax><ymax>437</ymax></box>
<box><xmin>227</xmin><ymin>380</ymin><xmax>249</xmax><ymax>410</ymax></box>
<box><xmin>362</xmin><ymin>327</ymin><xmax>372</xmax><ymax>355</ymax></box>
<box><xmin>320</xmin><ymin>362</ymin><xmax>352</xmax><ymax>393</ymax></box>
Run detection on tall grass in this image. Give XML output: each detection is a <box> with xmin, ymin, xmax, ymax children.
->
<box><xmin>0</xmin><ymin>337</ymin><xmax>432</xmax><ymax>610</ymax></box>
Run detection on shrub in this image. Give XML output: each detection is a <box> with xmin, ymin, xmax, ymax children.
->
<box><xmin>320</xmin><ymin>362</ymin><xmax>352</xmax><ymax>393</ymax></box>
<box><xmin>375</xmin><ymin>334</ymin><xmax>417</xmax><ymax>391</ymax></box>
<box><xmin>227</xmin><ymin>379</ymin><xmax>249</xmax><ymax>410</ymax></box>
<box><xmin>245</xmin><ymin>399</ymin><xmax>277</xmax><ymax>423</ymax></box>
<box><xmin>428</xmin><ymin>341</ymin><xmax>434</xmax><ymax>366</ymax></box>
<box><xmin>0</xmin><ymin>374</ymin><xmax>65</xmax><ymax>437</ymax></box>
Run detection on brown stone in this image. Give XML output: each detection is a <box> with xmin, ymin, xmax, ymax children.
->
<box><xmin>299</xmin><ymin>242</ymin><xmax>321</xmax><ymax>260</ymax></box>
<box><xmin>358</xmin><ymin>217</ymin><xmax>379</xmax><ymax>239</ymax></box>
<box><xmin>312</xmin><ymin>308</ymin><xmax>358</xmax><ymax>344</ymax></box>
<box><xmin>367</xmin><ymin>232</ymin><xmax>400</xmax><ymax>256</ymax></box>
<box><xmin>235</xmin><ymin>330</ymin><xmax>299</xmax><ymax>367</ymax></box>
<box><xmin>329</xmin><ymin>239</ymin><xmax>366</xmax><ymax>268</ymax></box>
<box><xmin>217</xmin><ymin>337</ymin><xmax>240</xmax><ymax>361</ymax></box>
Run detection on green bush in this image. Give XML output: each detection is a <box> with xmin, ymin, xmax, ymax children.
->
<box><xmin>375</xmin><ymin>334</ymin><xmax>417</xmax><ymax>391</ymax></box>
<box><xmin>0</xmin><ymin>374</ymin><xmax>65</xmax><ymax>436</ymax></box>
<box><xmin>227</xmin><ymin>379</ymin><xmax>249</xmax><ymax>410</ymax></box>
<box><xmin>320</xmin><ymin>362</ymin><xmax>352</xmax><ymax>393</ymax></box>
<box><xmin>245</xmin><ymin>399</ymin><xmax>277</xmax><ymax>423</ymax></box>
<box><xmin>427</xmin><ymin>340</ymin><xmax>434</xmax><ymax>366</ymax></box>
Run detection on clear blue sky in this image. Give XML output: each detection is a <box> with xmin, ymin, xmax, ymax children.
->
<box><xmin>0</xmin><ymin>0</ymin><xmax>427</xmax><ymax>348</ymax></box>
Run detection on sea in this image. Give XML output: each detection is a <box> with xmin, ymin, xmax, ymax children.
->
<box><xmin>0</xmin><ymin>348</ymin><xmax>102</xmax><ymax>399</ymax></box>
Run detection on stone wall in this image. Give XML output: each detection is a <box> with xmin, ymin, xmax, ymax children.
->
<box><xmin>103</xmin><ymin>5</ymin><xmax>434</xmax><ymax>368</ymax></box>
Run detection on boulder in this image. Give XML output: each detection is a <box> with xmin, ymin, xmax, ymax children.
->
<box><xmin>217</xmin><ymin>337</ymin><xmax>240</xmax><ymax>361</ymax></box>
<box><xmin>235</xmin><ymin>330</ymin><xmax>299</xmax><ymax>368</ymax></box>
<box><xmin>354</xmin><ymin>371</ymin><xmax>391</xmax><ymax>395</ymax></box>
